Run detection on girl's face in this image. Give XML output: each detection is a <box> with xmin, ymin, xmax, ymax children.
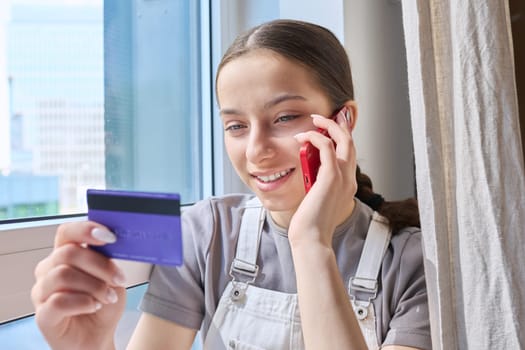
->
<box><xmin>217</xmin><ymin>49</ymin><xmax>333</xmax><ymax>226</ymax></box>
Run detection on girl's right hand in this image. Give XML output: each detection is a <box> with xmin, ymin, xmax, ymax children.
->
<box><xmin>31</xmin><ymin>221</ymin><xmax>128</xmax><ymax>350</ymax></box>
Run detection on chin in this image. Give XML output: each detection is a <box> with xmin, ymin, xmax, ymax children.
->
<box><xmin>255</xmin><ymin>191</ymin><xmax>302</xmax><ymax>213</ymax></box>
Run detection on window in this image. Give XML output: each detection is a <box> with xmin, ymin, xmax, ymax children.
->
<box><xmin>0</xmin><ymin>0</ymin><xmax>213</xmax><ymax>324</ymax></box>
<box><xmin>1</xmin><ymin>0</ymin><xmax>104</xmax><ymax>220</ymax></box>
<box><xmin>0</xmin><ymin>0</ymin><xmax>208</xmax><ymax>222</ymax></box>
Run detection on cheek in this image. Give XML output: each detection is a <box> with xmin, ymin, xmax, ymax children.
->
<box><xmin>283</xmin><ymin>136</ymin><xmax>302</xmax><ymax>155</ymax></box>
<box><xmin>225</xmin><ymin>135</ymin><xmax>303</xmax><ymax>164</ymax></box>
<box><xmin>224</xmin><ymin>138</ymin><xmax>245</xmax><ymax>165</ymax></box>
<box><xmin>273</xmin><ymin>136</ymin><xmax>304</xmax><ymax>161</ymax></box>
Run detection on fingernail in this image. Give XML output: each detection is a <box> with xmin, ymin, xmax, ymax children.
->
<box><xmin>91</xmin><ymin>228</ymin><xmax>117</xmax><ymax>244</ymax></box>
<box><xmin>106</xmin><ymin>288</ymin><xmax>118</xmax><ymax>304</ymax></box>
<box><xmin>113</xmin><ymin>268</ymin><xmax>126</xmax><ymax>287</ymax></box>
<box><xmin>310</xmin><ymin>114</ymin><xmax>324</xmax><ymax>118</ymax></box>
<box><xmin>94</xmin><ymin>302</ymin><xmax>102</xmax><ymax>312</ymax></box>
<box><xmin>294</xmin><ymin>132</ymin><xmax>306</xmax><ymax>140</ymax></box>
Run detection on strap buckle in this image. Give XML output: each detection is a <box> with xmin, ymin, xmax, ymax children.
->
<box><xmin>229</xmin><ymin>258</ymin><xmax>259</xmax><ymax>283</ymax></box>
<box><xmin>349</xmin><ymin>276</ymin><xmax>378</xmax><ymax>302</ymax></box>
<box><xmin>349</xmin><ymin>277</ymin><xmax>377</xmax><ymax>319</ymax></box>
<box><xmin>229</xmin><ymin>259</ymin><xmax>259</xmax><ymax>301</ymax></box>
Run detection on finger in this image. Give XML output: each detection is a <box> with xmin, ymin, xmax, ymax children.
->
<box><xmin>295</xmin><ymin>116</ymin><xmax>357</xmax><ymax>186</ymax></box>
<box><xmin>309</xmin><ymin>114</ymin><xmax>353</xmax><ymax>163</ymax></box>
<box><xmin>32</xmin><ymin>264</ymin><xmax>120</xmax><ymax>306</ymax></box>
<box><xmin>295</xmin><ymin>128</ymin><xmax>356</xmax><ymax>191</ymax></box>
<box><xmin>296</xmin><ymin>130</ymin><xmax>339</xmax><ymax>174</ymax></box>
<box><xmin>334</xmin><ymin>107</ymin><xmax>353</xmax><ymax>129</ymax></box>
<box><xmin>35</xmin><ymin>244</ymin><xmax>126</xmax><ymax>287</ymax></box>
<box><xmin>311</xmin><ymin>113</ymin><xmax>350</xmax><ymax>140</ymax></box>
<box><xmin>54</xmin><ymin>221</ymin><xmax>117</xmax><ymax>249</ymax></box>
<box><xmin>334</xmin><ymin>126</ymin><xmax>356</xmax><ymax>169</ymax></box>
<box><xmin>311</xmin><ymin>114</ymin><xmax>355</xmax><ymax>163</ymax></box>
<box><xmin>35</xmin><ymin>292</ymin><xmax>102</xmax><ymax>329</ymax></box>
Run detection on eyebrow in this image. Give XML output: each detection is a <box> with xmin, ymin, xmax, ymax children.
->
<box><xmin>219</xmin><ymin>94</ymin><xmax>307</xmax><ymax>116</ymax></box>
<box><xmin>264</xmin><ymin>94</ymin><xmax>307</xmax><ymax>109</ymax></box>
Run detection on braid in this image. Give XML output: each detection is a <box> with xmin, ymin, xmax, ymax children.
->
<box><xmin>355</xmin><ymin>166</ymin><xmax>420</xmax><ymax>233</ymax></box>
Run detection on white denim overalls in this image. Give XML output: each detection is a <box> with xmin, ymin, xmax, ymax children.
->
<box><xmin>203</xmin><ymin>198</ymin><xmax>392</xmax><ymax>350</ymax></box>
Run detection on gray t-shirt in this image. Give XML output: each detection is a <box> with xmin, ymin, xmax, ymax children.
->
<box><xmin>140</xmin><ymin>194</ymin><xmax>431</xmax><ymax>349</ymax></box>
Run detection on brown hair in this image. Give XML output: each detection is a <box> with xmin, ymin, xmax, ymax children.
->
<box><xmin>217</xmin><ymin>19</ymin><xmax>420</xmax><ymax>232</ymax></box>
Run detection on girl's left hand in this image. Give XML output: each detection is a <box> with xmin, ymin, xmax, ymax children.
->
<box><xmin>289</xmin><ymin>108</ymin><xmax>358</xmax><ymax>248</ymax></box>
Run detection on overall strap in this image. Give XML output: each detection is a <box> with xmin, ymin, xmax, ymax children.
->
<box><xmin>349</xmin><ymin>212</ymin><xmax>392</xmax><ymax>307</ymax></box>
<box><xmin>229</xmin><ymin>197</ymin><xmax>265</xmax><ymax>301</ymax></box>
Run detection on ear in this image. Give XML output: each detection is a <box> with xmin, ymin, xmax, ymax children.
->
<box><xmin>344</xmin><ymin>100</ymin><xmax>358</xmax><ymax>131</ymax></box>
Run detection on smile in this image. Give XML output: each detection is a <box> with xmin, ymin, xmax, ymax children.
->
<box><xmin>255</xmin><ymin>169</ymin><xmax>293</xmax><ymax>183</ymax></box>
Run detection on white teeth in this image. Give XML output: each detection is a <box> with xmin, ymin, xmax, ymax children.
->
<box><xmin>257</xmin><ymin>169</ymin><xmax>292</xmax><ymax>183</ymax></box>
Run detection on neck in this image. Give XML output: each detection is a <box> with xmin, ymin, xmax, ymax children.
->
<box><xmin>269</xmin><ymin>199</ymin><xmax>357</xmax><ymax>231</ymax></box>
<box><xmin>269</xmin><ymin>209</ymin><xmax>294</xmax><ymax>229</ymax></box>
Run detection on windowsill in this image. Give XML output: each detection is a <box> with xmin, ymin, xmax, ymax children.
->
<box><xmin>0</xmin><ymin>214</ymin><xmax>85</xmax><ymax>230</ymax></box>
<box><xmin>0</xmin><ymin>215</ymin><xmax>84</xmax><ymax>254</ymax></box>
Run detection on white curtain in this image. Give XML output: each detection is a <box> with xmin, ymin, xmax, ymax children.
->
<box><xmin>401</xmin><ymin>1</ymin><xmax>525</xmax><ymax>349</ymax></box>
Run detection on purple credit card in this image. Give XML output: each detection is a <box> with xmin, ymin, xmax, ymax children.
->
<box><xmin>87</xmin><ymin>189</ymin><xmax>183</xmax><ymax>266</ymax></box>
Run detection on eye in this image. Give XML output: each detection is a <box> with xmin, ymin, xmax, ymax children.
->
<box><xmin>275</xmin><ymin>114</ymin><xmax>300</xmax><ymax>123</ymax></box>
<box><xmin>224</xmin><ymin>123</ymin><xmax>247</xmax><ymax>134</ymax></box>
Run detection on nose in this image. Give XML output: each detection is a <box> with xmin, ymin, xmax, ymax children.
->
<box><xmin>245</xmin><ymin>125</ymin><xmax>275</xmax><ymax>163</ymax></box>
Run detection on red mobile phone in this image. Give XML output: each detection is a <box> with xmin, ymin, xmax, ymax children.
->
<box><xmin>300</xmin><ymin>106</ymin><xmax>349</xmax><ymax>193</ymax></box>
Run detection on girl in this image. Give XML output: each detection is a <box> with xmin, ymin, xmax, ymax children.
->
<box><xmin>31</xmin><ymin>19</ymin><xmax>430</xmax><ymax>350</ymax></box>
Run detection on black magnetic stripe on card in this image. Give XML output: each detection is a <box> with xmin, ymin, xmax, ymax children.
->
<box><xmin>87</xmin><ymin>193</ymin><xmax>180</xmax><ymax>216</ymax></box>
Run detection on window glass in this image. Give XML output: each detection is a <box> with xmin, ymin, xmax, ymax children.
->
<box><xmin>0</xmin><ymin>0</ymin><xmax>204</xmax><ymax>221</ymax></box>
